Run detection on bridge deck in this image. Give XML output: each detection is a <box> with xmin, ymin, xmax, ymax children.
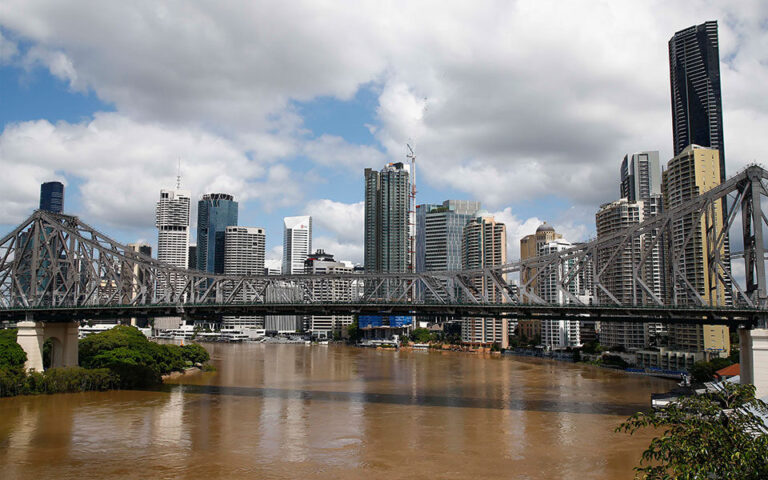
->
<box><xmin>1</xmin><ymin>302</ymin><xmax>763</xmax><ymax>325</ymax></box>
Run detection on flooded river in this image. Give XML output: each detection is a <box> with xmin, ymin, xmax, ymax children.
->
<box><xmin>0</xmin><ymin>344</ymin><xmax>672</xmax><ymax>479</ymax></box>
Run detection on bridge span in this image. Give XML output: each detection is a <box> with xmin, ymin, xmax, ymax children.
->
<box><xmin>1</xmin><ymin>165</ymin><xmax>768</xmax><ymax>394</ymax></box>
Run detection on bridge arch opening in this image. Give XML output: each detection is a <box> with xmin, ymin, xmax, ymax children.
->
<box><xmin>44</xmin><ymin>335</ymin><xmax>64</xmax><ymax>369</ymax></box>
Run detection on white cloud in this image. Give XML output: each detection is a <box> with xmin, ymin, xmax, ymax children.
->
<box><xmin>305</xmin><ymin>199</ymin><xmax>364</xmax><ymax>245</ymax></box>
<box><xmin>312</xmin><ymin>235</ymin><xmax>364</xmax><ymax>265</ymax></box>
<box><xmin>0</xmin><ymin>113</ymin><xmax>271</xmax><ymax>226</ymax></box>
<box><xmin>265</xmin><ymin>246</ymin><xmax>283</xmax><ymax>272</ymax></box>
<box><xmin>1</xmin><ymin>0</ymin><xmax>767</xmax><ymax>241</ymax></box>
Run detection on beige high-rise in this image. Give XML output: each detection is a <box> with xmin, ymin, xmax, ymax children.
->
<box><xmin>461</xmin><ymin>214</ymin><xmax>508</xmax><ymax>347</ymax></box>
<box><xmin>662</xmin><ymin>144</ymin><xmax>730</xmax><ymax>357</ymax></box>
<box><xmin>520</xmin><ymin>222</ymin><xmax>561</xmax><ymax>300</ymax></box>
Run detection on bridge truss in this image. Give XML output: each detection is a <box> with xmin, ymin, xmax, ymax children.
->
<box><xmin>0</xmin><ymin>166</ymin><xmax>766</xmax><ymax>325</ymax></box>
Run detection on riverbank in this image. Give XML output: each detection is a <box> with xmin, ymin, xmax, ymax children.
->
<box><xmin>0</xmin><ymin>326</ymin><xmax>212</xmax><ymax>398</ymax></box>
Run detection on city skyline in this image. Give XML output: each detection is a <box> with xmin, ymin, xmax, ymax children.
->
<box><xmin>1</xmin><ymin>4</ymin><xmax>766</xmax><ymax>267</ymax></box>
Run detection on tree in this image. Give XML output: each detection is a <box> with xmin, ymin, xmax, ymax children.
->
<box><xmin>410</xmin><ymin>328</ymin><xmax>431</xmax><ymax>343</ymax></box>
<box><xmin>617</xmin><ymin>382</ymin><xmax>768</xmax><ymax>479</ymax></box>
<box><xmin>79</xmin><ymin>325</ymin><xmax>192</xmax><ymax>387</ymax></box>
<box><xmin>0</xmin><ymin>329</ymin><xmax>27</xmax><ymax>369</ymax></box>
<box><xmin>689</xmin><ymin>357</ymin><xmax>734</xmax><ymax>384</ymax></box>
<box><xmin>346</xmin><ymin>322</ymin><xmax>362</xmax><ymax>343</ymax></box>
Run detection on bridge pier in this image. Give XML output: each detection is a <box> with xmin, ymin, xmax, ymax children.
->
<box><xmin>16</xmin><ymin>317</ymin><xmax>79</xmax><ymax>371</ymax></box>
<box><xmin>739</xmin><ymin>327</ymin><xmax>768</xmax><ymax>399</ymax></box>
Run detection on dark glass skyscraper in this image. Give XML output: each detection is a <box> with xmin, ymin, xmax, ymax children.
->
<box><xmin>364</xmin><ymin>163</ymin><xmax>410</xmax><ymax>273</ymax></box>
<box><xmin>197</xmin><ymin>193</ymin><xmax>238</xmax><ymax>274</ymax></box>
<box><xmin>39</xmin><ymin>181</ymin><xmax>64</xmax><ymax>213</ymax></box>
<box><xmin>669</xmin><ymin>20</ymin><xmax>725</xmax><ymax>181</ymax></box>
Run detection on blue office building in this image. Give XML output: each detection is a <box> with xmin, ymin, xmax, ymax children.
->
<box><xmin>197</xmin><ymin>193</ymin><xmax>238</xmax><ymax>274</ymax></box>
<box><xmin>39</xmin><ymin>181</ymin><xmax>64</xmax><ymax>213</ymax></box>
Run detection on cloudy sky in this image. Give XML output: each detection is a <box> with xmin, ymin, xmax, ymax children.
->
<box><xmin>1</xmin><ymin>1</ymin><xmax>767</xmax><ymax>267</ymax></box>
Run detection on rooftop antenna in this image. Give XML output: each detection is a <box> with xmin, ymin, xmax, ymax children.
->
<box><xmin>176</xmin><ymin>158</ymin><xmax>182</xmax><ymax>189</ymax></box>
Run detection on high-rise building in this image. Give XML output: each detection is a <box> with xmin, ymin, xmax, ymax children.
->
<box><xmin>520</xmin><ymin>222</ymin><xmax>562</xmax><ymax>299</ymax></box>
<box><xmin>304</xmin><ymin>249</ymin><xmax>353</xmax><ymax>339</ymax></box>
<box><xmin>282</xmin><ymin>216</ymin><xmax>312</xmax><ymax>274</ymax></box>
<box><xmin>661</xmin><ymin>145</ymin><xmax>730</xmax><ymax>360</ymax></box>
<box><xmin>621</xmin><ymin>151</ymin><xmax>661</xmax><ymax>203</ymax></box>
<box><xmin>422</xmin><ymin>200</ymin><xmax>481</xmax><ymax>272</ymax></box>
<box><xmin>156</xmin><ymin>188</ymin><xmax>191</xmax><ymax>294</ymax></box>
<box><xmin>595</xmin><ymin>199</ymin><xmax>648</xmax><ymax>351</ymax></box>
<box><xmin>538</xmin><ymin>239</ymin><xmax>581</xmax><ymax>349</ymax></box>
<box><xmin>197</xmin><ymin>193</ymin><xmax>239</xmax><ymax>274</ymax></box>
<box><xmin>605</xmin><ymin>151</ymin><xmax>667</xmax><ymax>350</ymax></box>
<box><xmin>461</xmin><ymin>214</ymin><xmax>508</xmax><ymax>347</ymax></box>
<box><xmin>364</xmin><ymin>163</ymin><xmax>410</xmax><ymax>274</ymax></box>
<box><xmin>223</xmin><ymin>226</ymin><xmax>265</xmax><ymax>330</ymax></box>
<box><xmin>669</xmin><ymin>21</ymin><xmax>725</xmax><ymax>181</ymax></box>
<box><xmin>39</xmin><ymin>181</ymin><xmax>64</xmax><ymax>213</ymax></box>
<box><xmin>415</xmin><ymin>200</ymin><xmax>481</xmax><ymax>303</ymax></box>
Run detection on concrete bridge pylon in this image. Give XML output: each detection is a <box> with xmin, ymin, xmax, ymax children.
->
<box><xmin>15</xmin><ymin>314</ymin><xmax>79</xmax><ymax>371</ymax></box>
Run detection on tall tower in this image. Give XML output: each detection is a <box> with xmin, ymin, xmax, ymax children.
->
<box><xmin>156</xmin><ymin>188</ymin><xmax>191</xmax><ymax>295</ymax></box>
<box><xmin>595</xmin><ymin>199</ymin><xmax>647</xmax><ymax>350</ymax></box>
<box><xmin>461</xmin><ymin>213</ymin><xmax>508</xmax><ymax>348</ymax></box>
<box><xmin>520</xmin><ymin>222</ymin><xmax>562</xmax><ymax>298</ymax></box>
<box><xmin>662</xmin><ymin>144</ymin><xmax>730</xmax><ymax>357</ymax></box>
<box><xmin>364</xmin><ymin>163</ymin><xmax>410</xmax><ymax>273</ymax></box>
<box><xmin>282</xmin><ymin>216</ymin><xmax>312</xmax><ymax>274</ymax></box>
<box><xmin>538</xmin><ymin>239</ymin><xmax>581</xmax><ymax>349</ymax></box>
<box><xmin>197</xmin><ymin>193</ymin><xmax>239</xmax><ymax>274</ymax></box>
<box><xmin>39</xmin><ymin>181</ymin><xmax>64</xmax><ymax>214</ymax></box>
<box><xmin>223</xmin><ymin>226</ymin><xmax>265</xmax><ymax>330</ymax></box>
<box><xmin>669</xmin><ymin>21</ymin><xmax>725</xmax><ymax>181</ymax></box>
<box><xmin>419</xmin><ymin>200</ymin><xmax>481</xmax><ymax>273</ymax></box>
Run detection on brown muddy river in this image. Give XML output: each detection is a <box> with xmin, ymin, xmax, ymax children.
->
<box><xmin>0</xmin><ymin>343</ymin><xmax>672</xmax><ymax>479</ymax></box>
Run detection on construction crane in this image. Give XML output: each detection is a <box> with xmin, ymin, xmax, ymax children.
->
<box><xmin>406</xmin><ymin>143</ymin><xmax>417</xmax><ymax>274</ymax></box>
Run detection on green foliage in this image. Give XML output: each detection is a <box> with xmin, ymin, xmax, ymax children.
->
<box><xmin>0</xmin><ymin>329</ymin><xmax>27</xmax><ymax>369</ymax></box>
<box><xmin>180</xmin><ymin>344</ymin><xmax>210</xmax><ymax>364</ymax></box>
<box><xmin>346</xmin><ymin>321</ymin><xmax>362</xmax><ymax>343</ymax></box>
<box><xmin>0</xmin><ymin>366</ymin><xmax>117</xmax><ymax>397</ymax></box>
<box><xmin>617</xmin><ymin>382</ymin><xmax>768</xmax><ymax>479</ymax></box>
<box><xmin>689</xmin><ymin>357</ymin><xmax>734</xmax><ymax>384</ymax></box>
<box><xmin>490</xmin><ymin>342</ymin><xmax>500</xmax><ymax>352</ymax></box>
<box><xmin>601</xmin><ymin>354</ymin><xmax>629</xmax><ymax>369</ymax></box>
<box><xmin>79</xmin><ymin>325</ymin><xmax>205</xmax><ymax>388</ymax></box>
<box><xmin>410</xmin><ymin>328</ymin><xmax>431</xmax><ymax>343</ymax></box>
<box><xmin>581</xmin><ymin>340</ymin><xmax>603</xmax><ymax>355</ymax></box>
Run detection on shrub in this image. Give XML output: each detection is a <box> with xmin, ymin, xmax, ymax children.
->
<box><xmin>180</xmin><ymin>344</ymin><xmax>210</xmax><ymax>364</ymax></box>
<box><xmin>0</xmin><ymin>366</ymin><xmax>117</xmax><ymax>397</ymax></box>
<box><xmin>0</xmin><ymin>329</ymin><xmax>27</xmax><ymax>369</ymax></box>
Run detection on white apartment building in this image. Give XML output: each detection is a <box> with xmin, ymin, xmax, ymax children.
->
<box><xmin>223</xmin><ymin>226</ymin><xmax>265</xmax><ymax>329</ymax></box>
<box><xmin>538</xmin><ymin>239</ymin><xmax>581</xmax><ymax>349</ymax></box>
<box><xmin>156</xmin><ymin>188</ymin><xmax>190</xmax><ymax>298</ymax></box>
<box><xmin>305</xmin><ymin>250</ymin><xmax>353</xmax><ymax>338</ymax></box>
<box><xmin>282</xmin><ymin>216</ymin><xmax>312</xmax><ymax>274</ymax></box>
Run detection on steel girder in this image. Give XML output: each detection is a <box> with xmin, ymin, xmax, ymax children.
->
<box><xmin>0</xmin><ymin>166</ymin><xmax>767</xmax><ymax>318</ymax></box>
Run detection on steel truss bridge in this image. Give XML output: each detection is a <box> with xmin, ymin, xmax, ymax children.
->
<box><xmin>1</xmin><ymin>166</ymin><xmax>767</xmax><ymax>326</ymax></box>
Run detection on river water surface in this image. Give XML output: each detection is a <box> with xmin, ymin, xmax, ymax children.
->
<box><xmin>0</xmin><ymin>344</ymin><xmax>672</xmax><ymax>479</ymax></box>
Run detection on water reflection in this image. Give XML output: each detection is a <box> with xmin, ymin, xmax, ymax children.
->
<box><xmin>0</xmin><ymin>344</ymin><xmax>674</xmax><ymax>480</ymax></box>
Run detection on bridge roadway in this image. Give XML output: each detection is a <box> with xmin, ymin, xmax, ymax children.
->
<box><xmin>2</xmin><ymin>301</ymin><xmax>764</xmax><ymax>326</ymax></box>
